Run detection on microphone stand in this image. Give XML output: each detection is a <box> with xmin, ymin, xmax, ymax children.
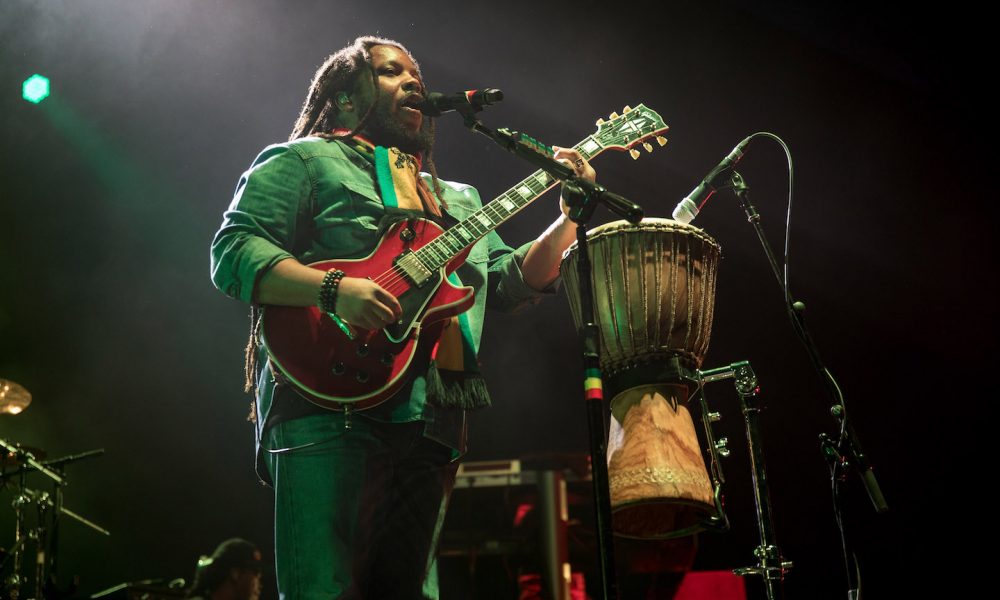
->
<box><xmin>727</xmin><ymin>170</ymin><xmax>888</xmax><ymax>599</ymax></box>
<box><xmin>457</xmin><ymin>110</ymin><xmax>643</xmax><ymax>224</ymax></box>
<box><xmin>455</xmin><ymin>106</ymin><xmax>644</xmax><ymax>600</ymax></box>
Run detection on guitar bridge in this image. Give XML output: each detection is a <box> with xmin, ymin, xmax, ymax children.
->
<box><xmin>394</xmin><ymin>250</ymin><xmax>434</xmax><ymax>288</ymax></box>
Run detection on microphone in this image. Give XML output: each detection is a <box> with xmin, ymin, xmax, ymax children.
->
<box><xmin>672</xmin><ymin>136</ymin><xmax>752</xmax><ymax>224</ymax></box>
<box><xmin>417</xmin><ymin>89</ymin><xmax>504</xmax><ymax>117</ymax></box>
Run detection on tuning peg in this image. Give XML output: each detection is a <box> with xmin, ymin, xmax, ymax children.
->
<box><xmin>610</xmin><ymin>111</ymin><xmax>619</xmax><ymax>119</ymax></box>
<box><xmin>643</xmin><ymin>142</ymin><xmax>653</xmax><ymax>153</ymax></box>
<box><xmin>656</xmin><ymin>136</ymin><xmax>668</xmax><ymax>146</ymax></box>
<box><xmin>629</xmin><ymin>149</ymin><xmax>641</xmax><ymax>160</ymax></box>
<box><xmin>596</xmin><ymin>118</ymin><xmax>605</xmax><ymax>126</ymax></box>
<box><xmin>623</xmin><ymin>105</ymin><xmax>632</xmax><ymax>113</ymax></box>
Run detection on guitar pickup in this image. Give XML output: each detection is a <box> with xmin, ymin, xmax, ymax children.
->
<box><xmin>393</xmin><ymin>250</ymin><xmax>434</xmax><ymax>288</ymax></box>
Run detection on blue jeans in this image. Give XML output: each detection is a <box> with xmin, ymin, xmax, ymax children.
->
<box><xmin>265</xmin><ymin>414</ymin><xmax>457</xmax><ymax>599</ymax></box>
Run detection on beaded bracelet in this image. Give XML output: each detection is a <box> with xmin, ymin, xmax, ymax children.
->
<box><xmin>318</xmin><ymin>269</ymin><xmax>346</xmax><ymax>314</ymax></box>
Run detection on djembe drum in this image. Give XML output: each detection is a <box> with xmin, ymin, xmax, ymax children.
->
<box><xmin>561</xmin><ymin>218</ymin><xmax>721</xmax><ymax>539</ymax></box>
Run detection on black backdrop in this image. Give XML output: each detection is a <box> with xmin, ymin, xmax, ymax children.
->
<box><xmin>2</xmin><ymin>1</ymin><xmax>994</xmax><ymax>598</ymax></box>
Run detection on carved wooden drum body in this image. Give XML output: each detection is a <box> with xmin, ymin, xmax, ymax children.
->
<box><xmin>561</xmin><ymin>218</ymin><xmax>721</xmax><ymax>538</ymax></box>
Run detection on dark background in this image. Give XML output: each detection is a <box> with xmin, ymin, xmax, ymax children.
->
<box><xmin>1</xmin><ymin>1</ymin><xmax>994</xmax><ymax>598</ymax></box>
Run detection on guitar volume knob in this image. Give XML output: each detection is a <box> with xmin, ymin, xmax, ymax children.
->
<box><xmin>332</xmin><ymin>362</ymin><xmax>346</xmax><ymax>375</ymax></box>
<box><xmin>356</xmin><ymin>344</ymin><xmax>370</xmax><ymax>357</ymax></box>
<box><xmin>355</xmin><ymin>371</ymin><xmax>370</xmax><ymax>383</ymax></box>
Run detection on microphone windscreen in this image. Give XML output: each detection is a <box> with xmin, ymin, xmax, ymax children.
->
<box><xmin>672</xmin><ymin>198</ymin><xmax>698</xmax><ymax>224</ymax></box>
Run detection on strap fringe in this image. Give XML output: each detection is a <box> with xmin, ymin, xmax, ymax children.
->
<box><xmin>426</xmin><ymin>361</ymin><xmax>492</xmax><ymax>410</ymax></box>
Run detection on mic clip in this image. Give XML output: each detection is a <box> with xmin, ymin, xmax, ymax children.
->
<box><xmin>564</xmin><ymin>179</ymin><xmax>644</xmax><ymax>225</ymax></box>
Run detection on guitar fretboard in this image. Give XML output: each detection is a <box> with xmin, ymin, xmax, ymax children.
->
<box><xmin>414</xmin><ymin>137</ymin><xmax>604</xmax><ymax>270</ymax></box>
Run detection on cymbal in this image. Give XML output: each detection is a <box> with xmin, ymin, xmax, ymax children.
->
<box><xmin>0</xmin><ymin>379</ymin><xmax>31</xmax><ymax>415</ymax></box>
<box><xmin>1</xmin><ymin>445</ymin><xmax>47</xmax><ymax>468</ymax></box>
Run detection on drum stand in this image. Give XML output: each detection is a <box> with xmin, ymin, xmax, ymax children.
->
<box><xmin>697</xmin><ymin>362</ymin><xmax>792</xmax><ymax>600</ymax></box>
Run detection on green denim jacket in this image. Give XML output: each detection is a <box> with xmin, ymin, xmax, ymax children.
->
<box><xmin>211</xmin><ymin>137</ymin><xmax>549</xmax><ymax>457</ymax></box>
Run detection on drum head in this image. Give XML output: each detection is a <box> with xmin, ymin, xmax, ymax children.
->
<box><xmin>560</xmin><ymin>218</ymin><xmax>720</xmax><ymax>261</ymax></box>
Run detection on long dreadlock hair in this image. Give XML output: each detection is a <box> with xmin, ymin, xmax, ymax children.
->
<box><xmin>289</xmin><ymin>35</ymin><xmax>392</xmax><ymax>141</ymax></box>
<box><xmin>243</xmin><ymin>36</ymin><xmax>446</xmax><ymax>411</ymax></box>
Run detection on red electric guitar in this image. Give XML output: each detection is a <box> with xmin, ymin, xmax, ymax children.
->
<box><xmin>261</xmin><ymin>105</ymin><xmax>668</xmax><ymax>410</ymax></box>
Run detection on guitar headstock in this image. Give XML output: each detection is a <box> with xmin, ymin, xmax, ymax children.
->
<box><xmin>589</xmin><ymin>104</ymin><xmax>668</xmax><ymax>159</ymax></box>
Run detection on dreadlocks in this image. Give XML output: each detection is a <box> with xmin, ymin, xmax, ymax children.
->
<box><xmin>289</xmin><ymin>35</ymin><xmax>390</xmax><ymax>141</ymax></box>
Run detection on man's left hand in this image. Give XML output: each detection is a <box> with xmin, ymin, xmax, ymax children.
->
<box><xmin>553</xmin><ymin>146</ymin><xmax>597</xmax><ymax>217</ymax></box>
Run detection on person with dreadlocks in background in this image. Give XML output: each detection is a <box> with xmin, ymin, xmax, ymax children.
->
<box><xmin>210</xmin><ymin>35</ymin><xmax>595</xmax><ymax>599</ymax></box>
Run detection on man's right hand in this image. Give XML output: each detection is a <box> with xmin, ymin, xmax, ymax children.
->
<box><xmin>334</xmin><ymin>277</ymin><xmax>403</xmax><ymax>330</ymax></box>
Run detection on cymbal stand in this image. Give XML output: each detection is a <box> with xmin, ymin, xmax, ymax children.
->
<box><xmin>697</xmin><ymin>361</ymin><xmax>791</xmax><ymax>600</ymax></box>
<box><xmin>0</xmin><ymin>441</ymin><xmax>107</xmax><ymax>600</ymax></box>
<box><xmin>22</xmin><ymin>486</ymin><xmax>110</xmax><ymax>597</ymax></box>
<box><xmin>5</xmin><ymin>486</ymin><xmax>28</xmax><ymax>600</ymax></box>
<box><xmin>6</xmin><ymin>487</ymin><xmax>60</xmax><ymax>600</ymax></box>
<box><xmin>1</xmin><ymin>439</ymin><xmax>63</xmax><ymax>600</ymax></box>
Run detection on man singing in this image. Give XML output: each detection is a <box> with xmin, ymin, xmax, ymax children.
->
<box><xmin>211</xmin><ymin>36</ymin><xmax>594</xmax><ymax>599</ymax></box>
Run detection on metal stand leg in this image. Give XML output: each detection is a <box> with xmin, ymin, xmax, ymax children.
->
<box><xmin>699</xmin><ymin>361</ymin><xmax>792</xmax><ymax>599</ymax></box>
<box><xmin>729</xmin><ymin>363</ymin><xmax>791</xmax><ymax>599</ymax></box>
<box><xmin>539</xmin><ymin>470</ymin><xmax>570</xmax><ymax>600</ymax></box>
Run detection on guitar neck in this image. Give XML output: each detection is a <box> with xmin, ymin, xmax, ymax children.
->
<box><xmin>415</xmin><ymin>136</ymin><xmax>605</xmax><ymax>269</ymax></box>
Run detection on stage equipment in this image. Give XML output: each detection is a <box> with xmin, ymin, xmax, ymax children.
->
<box><xmin>670</xmin><ymin>133</ymin><xmax>888</xmax><ymax>599</ymax></box>
<box><xmin>0</xmin><ymin>380</ymin><xmax>31</xmax><ymax>415</ymax></box>
<box><xmin>21</xmin><ymin>75</ymin><xmax>50</xmax><ymax>104</ymax></box>
<box><xmin>671</xmin><ymin>136</ymin><xmax>751</xmax><ymax>225</ymax></box>
<box><xmin>439</xmin><ymin>103</ymin><xmax>667</xmax><ymax>599</ymax></box>
<box><xmin>441</xmin><ymin>456</ymin><xmax>593</xmax><ymax>600</ymax></box>
<box><xmin>417</xmin><ymin>88</ymin><xmax>504</xmax><ymax>116</ymax></box>
<box><xmin>1</xmin><ymin>438</ymin><xmax>108</xmax><ymax>600</ymax></box>
<box><xmin>561</xmin><ymin>219</ymin><xmax>727</xmax><ymax>539</ymax></box>
<box><xmin>90</xmin><ymin>578</ymin><xmax>188</xmax><ymax>599</ymax></box>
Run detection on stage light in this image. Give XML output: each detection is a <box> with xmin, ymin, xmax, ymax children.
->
<box><xmin>22</xmin><ymin>74</ymin><xmax>50</xmax><ymax>104</ymax></box>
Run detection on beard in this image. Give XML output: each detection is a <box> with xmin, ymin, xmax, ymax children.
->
<box><xmin>362</xmin><ymin>94</ymin><xmax>434</xmax><ymax>155</ymax></box>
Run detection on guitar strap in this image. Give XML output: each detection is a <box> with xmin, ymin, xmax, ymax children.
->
<box><xmin>344</xmin><ymin>133</ymin><xmax>491</xmax><ymax>410</ymax></box>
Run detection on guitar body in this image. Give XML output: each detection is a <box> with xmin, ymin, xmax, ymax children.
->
<box><xmin>261</xmin><ymin>218</ymin><xmax>475</xmax><ymax>410</ymax></box>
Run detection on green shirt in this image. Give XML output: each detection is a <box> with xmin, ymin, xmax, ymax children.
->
<box><xmin>211</xmin><ymin>136</ymin><xmax>549</xmax><ymax>454</ymax></box>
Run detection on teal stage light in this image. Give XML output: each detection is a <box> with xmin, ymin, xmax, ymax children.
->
<box><xmin>22</xmin><ymin>74</ymin><xmax>51</xmax><ymax>104</ymax></box>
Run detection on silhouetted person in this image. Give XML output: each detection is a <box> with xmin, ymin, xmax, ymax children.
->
<box><xmin>186</xmin><ymin>538</ymin><xmax>262</xmax><ymax>600</ymax></box>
